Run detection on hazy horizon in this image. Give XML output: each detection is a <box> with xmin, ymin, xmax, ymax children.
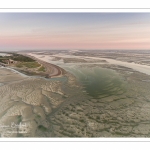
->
<box><xmin>0</xmin><ymin>13</ymin><xmax>150</xmax><ymax>51</ymax></box>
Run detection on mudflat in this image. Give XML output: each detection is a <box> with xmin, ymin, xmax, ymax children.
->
<box><xmin>1</xmin><ymin>50</ymin><xmax>150</xmax><ymax>137</ymax></box>
<box><xmin>0</xmin><ymin>66</ymin><xmax>78</xmax><ymax>137</ymax></box>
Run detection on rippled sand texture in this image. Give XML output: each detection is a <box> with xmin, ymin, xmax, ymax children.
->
<box><xmin>1</xmin><ymin>62</ymin><xmax>150</xmax><ymax>137</ymax></box>
<box><xmin>0</xmin><ymin>67</ymin><xmax>79</xmax><ymax>137</ymax></box>
<box><xmin>49</xmin><ymin>65</ymin><xmax>150</xmax><ymax>137</ymax></box>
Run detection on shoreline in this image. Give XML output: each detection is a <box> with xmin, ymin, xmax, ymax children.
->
<box><xmin>30</xmin><ymin>53</ymin><xmax>150</xmax><ymax>76</ymax></box>
<box><xmin>0</xmin><ymin>53</ymin><xmax>67</xmax><ymax>79</ymax></box>
<box><xmin>19</xmin><ymin>54</ymin><xmax>66</xmax><ymax>78</ymax></box>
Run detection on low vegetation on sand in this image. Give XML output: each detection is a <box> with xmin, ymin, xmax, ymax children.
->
<box><xmin>38</xmin><ymin>66</ymin><xmax>45</xmax><ymax>72</ymax></box>
<box><xmin>12</xmin><ymin>54</ymin><xmax>35</xmax><ymax>62</ymax></box>
<box><xmin>0</xmin><ymin>53</ymin><xmax>47</xmax><ymax>77</ymax></box>
<box><xmin>0</xmin><ymin>53</ymin><xmax>35</xmax><ymax>64</ymax></box>
<box><xmin>16</xmin><ymin>62</ymin><xmax>41</xmax><ymax>68</ymax></box>
<box><xmin>0</xmin><ymin>53</ymin><xmax>62</xmax><ymax>78</ymax></box>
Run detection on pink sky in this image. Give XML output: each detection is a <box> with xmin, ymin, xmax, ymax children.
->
<box><xmin>0</xmin><ymin>13</ymin><xmax>150</xmax><ymax>50</ymax></box>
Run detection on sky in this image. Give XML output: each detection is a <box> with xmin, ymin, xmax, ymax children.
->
<box><xmin>0</xmin><ymin>13</ymin><xmax>150</xmax><ymax>51</ymax></box>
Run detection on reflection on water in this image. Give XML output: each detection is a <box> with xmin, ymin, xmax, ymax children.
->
<box><xmin>63</xmin><ymin>65</ymin><xmax>126</xmax><ymax>98</ymax></box>
<box><xmin>28</xmin><ymin>53</ymin><xmax>128</xmax><ymax>99</ymax></box>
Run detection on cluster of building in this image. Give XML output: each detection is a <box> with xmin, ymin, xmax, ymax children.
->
<box><xmin>2</xmin><ymin>59</ymin><xmax>17</xmax><ymax>65</ymax></box>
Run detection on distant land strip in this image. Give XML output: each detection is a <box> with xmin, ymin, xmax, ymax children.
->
<box><xmin>23</xmin><ymin>54</ymin><xmax>66</xmax><ymax>78</ymax></box>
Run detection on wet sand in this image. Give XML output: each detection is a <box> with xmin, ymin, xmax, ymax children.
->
<box><xmin>28</xmin><ymin>53</ymin><xmax>150</xmax><ymax>76</ymax></box>
<box><xmin>0</xmin><ymin>67</ymin><xmax>27</xmax><ymax>83</ymax></box>
<box><xmin>2</xmin><ymin>51</ymin><xmax>150</xmax><ymax>137</ymax></box>
<box><xmin>0</xmin><ymin>66</ymin><xmax>70</xmax><ymax>137</ymax></box>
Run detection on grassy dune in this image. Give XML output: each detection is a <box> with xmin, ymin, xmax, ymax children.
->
<box><xmin>16</xmin><ymin>62</ymin><xmax>41</xmax><ymax>68</ymax></box>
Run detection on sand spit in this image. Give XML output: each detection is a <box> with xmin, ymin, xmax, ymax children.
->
<box><xmin>20</xmin><ymin>54</ymin><xmax>66</xmax><ymax>78</ymax></box>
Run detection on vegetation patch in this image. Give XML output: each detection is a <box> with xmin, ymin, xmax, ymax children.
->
<box><xmin>16</xmin><ymin>62</ymin><xmax>40</xmax><ymax>68</ymax></box>
<box><xmin>38</xmin><ymin>66</ymin><xmax>45</xmax><ymax>72</ymax></box>
<box><xmin>12</xmin><ymin>54</ymin><xmax>35</xmax><ymax>62</ymax></box>
<box><xmin>0</xmin><ymin>53</ymin><xmax>35</xmax><ymax>64</ymax></box>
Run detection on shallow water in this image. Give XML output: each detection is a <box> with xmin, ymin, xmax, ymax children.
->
<box><xmin>28</xmin><ymin>53</ymin><xmax>128</xmax><ymax>98</ymax></box>
<box><xmin>29</xmin><ymin>53</ymin><xmax>150</xmax><ymax>75</ymax></box>
<box><xmin>96</xmin><ymin>57</ymin><xmax>150</xmax><ymax>75</ymax></box>
<box><xmin>35</xmin><ymin>58</ymin><xmax>126</xmax><ymax>98</ymax></box>
<box><xmin>62</xmin><ymin>65</ymin><xmax>126</xmax><ymax>98</ymax></box>
<box><xmin>54</xmin><ymin>53</ymin><xmax>150</xmax><ymax>75</ymax></box>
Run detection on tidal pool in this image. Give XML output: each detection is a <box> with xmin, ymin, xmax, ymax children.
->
<box><xmin>63</xmin><ymin>65</ymin><xmax>126</xmax><ymax>99</ymax></box>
